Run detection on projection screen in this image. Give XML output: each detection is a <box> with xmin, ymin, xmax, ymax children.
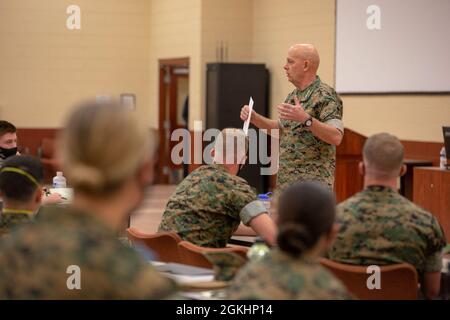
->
<box><xmin>335</xmin><ymin>0</ymin><xmax>450</xmax><ymax>93</ymax></box>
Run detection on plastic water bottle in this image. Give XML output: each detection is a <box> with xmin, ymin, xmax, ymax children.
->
<box><xmin>258</xmin><ymin>192</ymin><xmax>272</xmax><ymax>214</ymax></box>
<box><xmin>247</xmin><ymin>237</ymin><xmax>270</xmax><ymax>262</ymax></box>
<box><xmin>53</xmin><ymin>171</ymin><xmax>67</xmax><ymax>188</ymax></box>
<box><xmin>440</xmin><ymin>147</ymin><xmax>447</xmax><ymax>170</ymax></box>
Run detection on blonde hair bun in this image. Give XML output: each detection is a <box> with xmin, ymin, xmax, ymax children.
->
<box><xmin>59</xmin><ymin>100</ymin><xmax>154</xmax><ymax>195</ymax></box>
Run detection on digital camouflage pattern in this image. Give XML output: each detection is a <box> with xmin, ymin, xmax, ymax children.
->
<box><xmin>203</xmin><ymin>252</ymin><xmax>247</xmax><ymax>281</ymax></box>
<box><xmin>328</xmin><ymin>186</ymin><xmax>447</xmax><ymax>275</ymax></box>
<box><xmin>0</xmin><ymin>211</ymin><xmax>33</xmax><ymax>236</ymax></box>
<box><xmin>276</xmin><ymin>76</ymin><xmax>343</xmax><ymax>193</ymax></box>
<box><xmin>227</xmin><ymin>249</ymin><xmax>352</xmax><ymax>300</ymax></box>
<box><xmin>158</xmin><ymin>164</ymin><xmax>259</xmax><ymax>248</ymax></box>
<box><xmin>0</xmin><ymin>205</ymin><xmax>176</xmax><ymax>299</ymax></box>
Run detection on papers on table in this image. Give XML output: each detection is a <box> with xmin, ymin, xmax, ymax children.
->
<box><xmin>164</xmin><ymin>273</ymin><xmax>215</xmax><ymax>284</ymax></box>
<box><xmin>242</xmin><ymin>97</ymin><xmax>254</xmax><ymax>135</ymax></box>
<box><xmin>150</xmin><ymin>261</ymin><xmax>228</xmax><ymax>300</ymax></box>
<box><xmin>152</xmin><ymin>262</ymin><xmax>214</xmax><ymax>276</ymax></box>
<box><xmin>150</xmin><ymin>261</ymin><xmax>166</xmax><ymax>267</ymax></box>
<box><xmin>49</xmin><ymin>187</ymin><xmax>74</xmax><ymax>203</ymax></box>
<box><xmin>180</xmin><ymin>290</ymin><xmax>227</xmax><ymax>300</ymax></box>
<box><xmin>150</xmin><ymin>261</ymin><xmax>215</xmax><ymax>284</ymax></box>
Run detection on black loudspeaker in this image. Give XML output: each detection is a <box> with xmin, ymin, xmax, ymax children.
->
<box><xmin>206</xmin><ymin>63</ymin><xmax>270</xmax><ymax>193</ymax></box>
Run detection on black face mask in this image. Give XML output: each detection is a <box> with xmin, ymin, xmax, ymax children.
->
<box><xmin>0</xmin><ymin>147</ymin><xmax>17</xmax><ymax>159</ymax></box>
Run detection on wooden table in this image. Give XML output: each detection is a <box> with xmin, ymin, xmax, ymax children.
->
<box><xmin>400</xmin><ymin>159</ymin><xmax>433</xmax><ymax>200</ymax></box>
<box><xmin>413</xmin><ymin>167</ymin><xmax>450</xmax><ymax>239</ymax></box>
<box><xmin>440</xmin><ymin>254</ymin><xmax>450</xmax><ymax>300</ymax></box>
<box><xmin>229</xmin><ymin>235</ymin><xmax>257</xmax><ymax>247</ymax></box>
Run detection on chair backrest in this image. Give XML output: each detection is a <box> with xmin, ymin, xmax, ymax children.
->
<box><xmin>320</xmin><ymin>258</ymin><xmax>418</xmax><ymax>300</ymax></box>
<box><xmin>126</xmin><ymin>228</ymin><xmax>182</xmax><ymax>263</ymax></box>
<box><xmin>177</xmin><ymin>241</ymin><xmax>248</xmax><ymax>268</ymax></box>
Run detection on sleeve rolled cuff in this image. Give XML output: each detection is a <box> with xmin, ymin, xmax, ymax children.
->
<box><xmin>424</xmin><ymin>250</ymin><xmax>444</xmax><ymax>273</ymax></box>
<box><xmin>324</xmin><ymin>119</ymin><xmax>344</xmax><ymax>133</ymax></box>
<box><xmin>240</xmin><ymin>200</ymin><xmax>268</xmax><ymax>226</ymax></box>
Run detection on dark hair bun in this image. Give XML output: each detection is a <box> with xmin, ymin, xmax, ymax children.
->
<box><xmin>277</xmin><ymin>224</ymin><xmax>315</xmax><ymax>257</ymax></box>
<box><xmin>276</xmin><ymin>181</ymin><xmax>336</xmax><ymax>257</ymax></box>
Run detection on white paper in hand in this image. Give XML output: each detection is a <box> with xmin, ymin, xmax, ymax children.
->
<box><xmin>243</xmin><ymin>97</ymin><xmax>254</xmax><ymax>135</ymax></box>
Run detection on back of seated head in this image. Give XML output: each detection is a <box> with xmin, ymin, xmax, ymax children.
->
<box><xmin>277</xmin><ymin>181</ymin><xmax>336</xmax><ymax>258</ymax></box>
<box><xmin>59</xmin><ymin>99</ymin><xmax>153</xmax><ymax>196</ymax></box>
<box><xmin>0</xmin><ymin>155</ymin><xmax>43</xmax><ymax>202</ymax></box>
<box><xmin>363</xmin><ymin>133</ymin><xmax>404</xmax><ymax>179</ymax></box>
<box><xmin>213</xmin><ymin>128</ymin><xmax>249</xmax><ymax>165</ymax></box>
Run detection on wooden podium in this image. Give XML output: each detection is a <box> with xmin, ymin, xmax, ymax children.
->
<box><xmin>335</xmin><ymin>129</ymin><xmax>435</xmax><ymax>203</ymax></box>
<box><xmin>413</xmin><ymin>167</ymin><xmax>450</xmax><ymax>239</ymax></box>
<box><xmin>335</xmin><ymin>129</ymin><xmax>366</xmax><ymax>203</ymax></box>
<box><xmin>271</xmin><ymin>128</ymin><xmax>441</xmax><ymax>204</ymax></box>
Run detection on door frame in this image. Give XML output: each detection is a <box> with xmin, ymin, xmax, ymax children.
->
<box><xmin>156</xmin><ymin>57</ymin><xmax>189</xmax><ymax>184</ymax></box>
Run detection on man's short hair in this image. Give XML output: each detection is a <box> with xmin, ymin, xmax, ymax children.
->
<box><xmin>0</xmin><ymin>121</ymin><xmax>17</xmax><ymax>138</ymax></box>
<box><xmin>0</xmin><ymin>155</ymin><xmax>43</xmax><ymax>202</ymax></box>
<box><xmin>213</xmin><ymin>128</ymin><xmax>249</xmax><ymax>165</ymax></box>
<box><xmin>363</xmin><ymin>133</ymin><xmax>404</xmax><ymax>178</ymax></box>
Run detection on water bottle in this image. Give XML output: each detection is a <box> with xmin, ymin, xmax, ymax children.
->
<box><xmin>258</xmin><ymin>192</ymin><xmax>272</xmax><ymax>214</ymax></box>
<box><xmin>440</xmin><ymin>147</ymin><xmax>447</xmax><ymax>170</ymax></box>
<box><xmin>247</xmin><ymin>237</ymin><xmax>270</xmax><ymax>262</ymax></box>
<box><xmin>53</xmin><ymin>171</ymin><xmax>67</xmax><ymax>188</ymax></box>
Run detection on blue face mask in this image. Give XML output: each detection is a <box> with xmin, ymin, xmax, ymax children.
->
<box><xmin>0</xmin><ymin>147</ymin><xmax>17</xmax><ymax>159</ymax></box>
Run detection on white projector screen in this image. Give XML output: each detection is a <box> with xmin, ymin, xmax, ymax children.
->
<box><xmin>335</xmin><ymin>0</ymin><xmax>450</xmax><ymax>93</ymax></box>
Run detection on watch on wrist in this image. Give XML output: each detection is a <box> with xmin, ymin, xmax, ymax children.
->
<box><xmin>304</xmin><ymin>116</ymin><xmax>313</xmax><ymax>127</ymax></box>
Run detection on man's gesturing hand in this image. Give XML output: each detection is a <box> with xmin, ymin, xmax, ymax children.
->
<box><xmin>277</xmin><ymin>96</ymin><xmax>310</xmax><ymax>123</ymax></box>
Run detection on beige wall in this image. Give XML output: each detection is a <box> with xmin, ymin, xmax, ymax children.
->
<box><xmin>201</xmin><ymin>0</ymin><xmax>253</xmax><ymax>63</ymax></box>
<box><xmin>148</xmin><ymin>0</ymin><xmax>201</xmax><ymax>128</ymax></box>
<box><xmin>251</xmin><ymin>0</ymin><xmax>450</xmax><ymax>142</ymax></box>
<box><xmin>0</xmin><ymin>0</ymin><xmax>151</xmax><ymax>127</ymax></box>
<box><xmin>1</xmin><ymin>0</ymin><xmax>448</xmax><ymax>141</ymax></box>
<box><xmin>148</xmin><ymin>0</ymin><xmax>253</xmax><ymax>130</ymax></box>
<box><xmin>252</xmin><ymin>0</ymin><xmax>336</xmax><ymax>113</ymax></box>
<box><xmin>198</xmin><ymin>0</ymin><xmax>253</xmax><ymax>129</ymax></box>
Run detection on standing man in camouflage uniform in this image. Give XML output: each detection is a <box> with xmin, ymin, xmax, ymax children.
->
<box><xmin>0</xmin><ymin>155</ymin><xmax>43</xmax><ymax>235</ymax></box>
<box><xmin>328</xmin><ymin>133</ymin><xmax>447</xmax><ymax>299</ymax></box>
<box><xmin>241</xmin><ymin>44</ymin><xmax>343</xmax><ymax>192</ymax></box>
<box><xmin>159</xmin><ymin>128</ymin><xmax>277</xmax><ymax>248</ymax></box>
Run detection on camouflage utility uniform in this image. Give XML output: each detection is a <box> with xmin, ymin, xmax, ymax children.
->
<box><xmin>328</xmin><ymin>185</ymin><xmax>447</xmax><ymax>276</ymax></box>
<box><xmin>228</xmin><ymin>249</ymin><xmax>352</xmax><ymax>300</ymax></box>
<box><xmin>0</xmin><ymin>205</ymin><xmax>176</xmax><ymax>299</ymax></box>
<box><xmin>277</xmin><ymin>76</ymin><xmax>343</xmax><ymax>193</ymax></box>
<box><xmin>0</xmin><ymin>209</ymin><xmax>34</xmax><ymax>236</ymax></box>
<box><xmin>158</xmin><ymin>164</ymin><xmax>268</xmax><ymax>248</ymax></box>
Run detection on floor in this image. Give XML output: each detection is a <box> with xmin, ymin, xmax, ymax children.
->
<box><xmin>130</xmin><ymin>184</ymin><xmax>176</xmax><ymax>233</ymax></box>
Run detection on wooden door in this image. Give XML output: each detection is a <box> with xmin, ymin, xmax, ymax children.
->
<box><xmin>156</xmin><ymin>58</ymin><xmax>189</xmax><ymax>184</ymax></box>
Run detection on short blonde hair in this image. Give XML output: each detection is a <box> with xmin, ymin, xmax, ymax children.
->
<box><xmin>213</xmin><ymin>128</ymin><xmax>249</xmax><ymax>165</ymax></box>
<box><xmin>60</xmin><ymin>100</ymin><xmax>155</xmax><ymax>195</ymax></box>
<box><xmin>363</xmin><ymin>133</ymin><xmax>404</xmax><ymax>178</ymax></box>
